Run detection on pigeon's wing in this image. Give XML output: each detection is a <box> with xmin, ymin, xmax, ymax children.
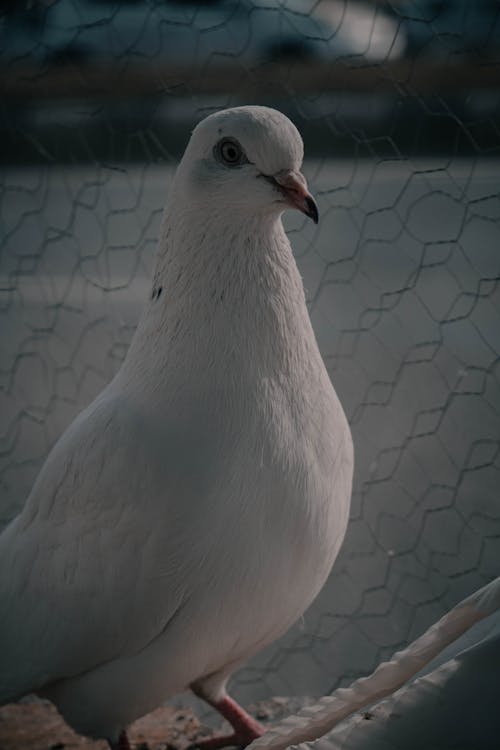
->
<box><xmin>0</xmin><ymin>387</ymin><xmax>202</xmax><ymax>703</ymax></box>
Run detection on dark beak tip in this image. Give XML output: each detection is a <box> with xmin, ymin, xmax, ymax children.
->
<box><xmin>306</xmin><ymin>196</ymin><xmax>319</xmax><ymax>224</ymax></box>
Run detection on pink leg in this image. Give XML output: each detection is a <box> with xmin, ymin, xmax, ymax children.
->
<box><xmin>108</xmin><ymin>730</ymin><xmax>132</xmax><ymax>750</ymax></box>
<box><xmin>191</xmin><ymin>693</ymin><xmax>265</xmax><ymax>749</ymax></box>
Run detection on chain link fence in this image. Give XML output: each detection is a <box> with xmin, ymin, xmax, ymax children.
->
<box><xmin>1</xmin><ymin>0</ymin><xmax>499</xmax><ymax>717</ymax></box>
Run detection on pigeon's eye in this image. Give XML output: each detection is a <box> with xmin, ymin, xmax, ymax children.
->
<box><xmin>214</xmin><ymin>138</ymin><xmax>247</xmax><ymax>168</ymax></box>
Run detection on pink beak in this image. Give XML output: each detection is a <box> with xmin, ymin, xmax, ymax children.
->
<box><xmin>268</xmin><ymin>169</ymin><xmax>319</xmax><ymax>224</ymax></box>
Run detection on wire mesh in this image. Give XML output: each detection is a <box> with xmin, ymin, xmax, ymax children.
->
<box><xmin>1</xmin><ymin>0</ymin><xmax>499</xmax><ymax>718</ymax></box>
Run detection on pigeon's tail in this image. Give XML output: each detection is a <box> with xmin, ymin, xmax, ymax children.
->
<box><xmin>247</xmin><ymin>576</ymin><xmax>500</xmax><ymax>750</ymax></box>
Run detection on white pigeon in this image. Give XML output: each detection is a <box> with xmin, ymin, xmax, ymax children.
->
<box><xmin>0</xmin><ymin>106</ymin><xmax>353</xmax><ymax>750</ymax></box>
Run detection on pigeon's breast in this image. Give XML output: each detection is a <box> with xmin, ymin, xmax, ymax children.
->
<box><xmin>177</xmin><ymin>368</ymin><xmax>353</xmax><ymax>670</ymax></box>
<box><xmin>118</xmin><ymin>320</ymin><xmax>353</xmax><ymax>679</ymax></box>
<box><xmin>251</xmin><ymin>371</ymin><xmax>352</xmax><ymax>599</ymax></box>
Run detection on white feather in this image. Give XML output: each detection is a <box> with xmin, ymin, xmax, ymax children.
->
<box><xmin>0</xmin><ymin>106</ymin><xmax>353</xmax><ymax>743</ymax></box>
<box><xmin>248</xmin><ymin>576</ymin><xmax>500</xmax><ymax>750</ymax></box>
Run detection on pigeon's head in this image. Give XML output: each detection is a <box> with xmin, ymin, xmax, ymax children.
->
<box><xmin>175</xmin><ymin>106</ymin><xmax>318</xmax><ymax>225</ymax></box>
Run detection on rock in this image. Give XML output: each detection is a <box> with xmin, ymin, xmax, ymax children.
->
<box><xmin>0</xmin><ymin>700</ymin><xmax>207</xmax><ymax>750</ymax></box>
<box><xmin>0</xmin><ymin>696</ymin><xmax>315</xmax><ymax>749</ymax></box>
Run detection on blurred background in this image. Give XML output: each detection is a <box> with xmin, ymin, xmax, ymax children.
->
<box><xmin>1</xmin><ymin>0</ymin><xmax>499</xmax><ymax>721</ymax></box>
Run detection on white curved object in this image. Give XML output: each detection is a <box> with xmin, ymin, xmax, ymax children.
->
<box><xmin>249</xmin><ymin>576</ymin><xmax>500</xmax><ymax>750</ymax></box>
<box><xmin>312</xmin><ymin>609</ymin><xmax>500</xmax><ymax>749</ymax></box>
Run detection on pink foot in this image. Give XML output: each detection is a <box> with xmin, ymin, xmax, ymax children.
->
<box><xmin>108</xmin><ymin>730</ymin><xmax>132</xmax><ymax>750</ymax></box>
<box><xmin>192</xmin><ymin>694</ymin><xmax>265</xmax><ymax>749</ymax></box>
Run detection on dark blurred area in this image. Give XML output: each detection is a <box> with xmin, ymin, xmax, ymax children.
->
<box><xmin>1</xmin><ymin>0</ymin><xmax>499</xmax><ymax>163</ymax></box>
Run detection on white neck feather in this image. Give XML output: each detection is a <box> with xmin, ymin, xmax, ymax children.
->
<box><xmin>119</xmin><ymin>197</ymin><xmax>320</xmax><ymax>395</ymax></box>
